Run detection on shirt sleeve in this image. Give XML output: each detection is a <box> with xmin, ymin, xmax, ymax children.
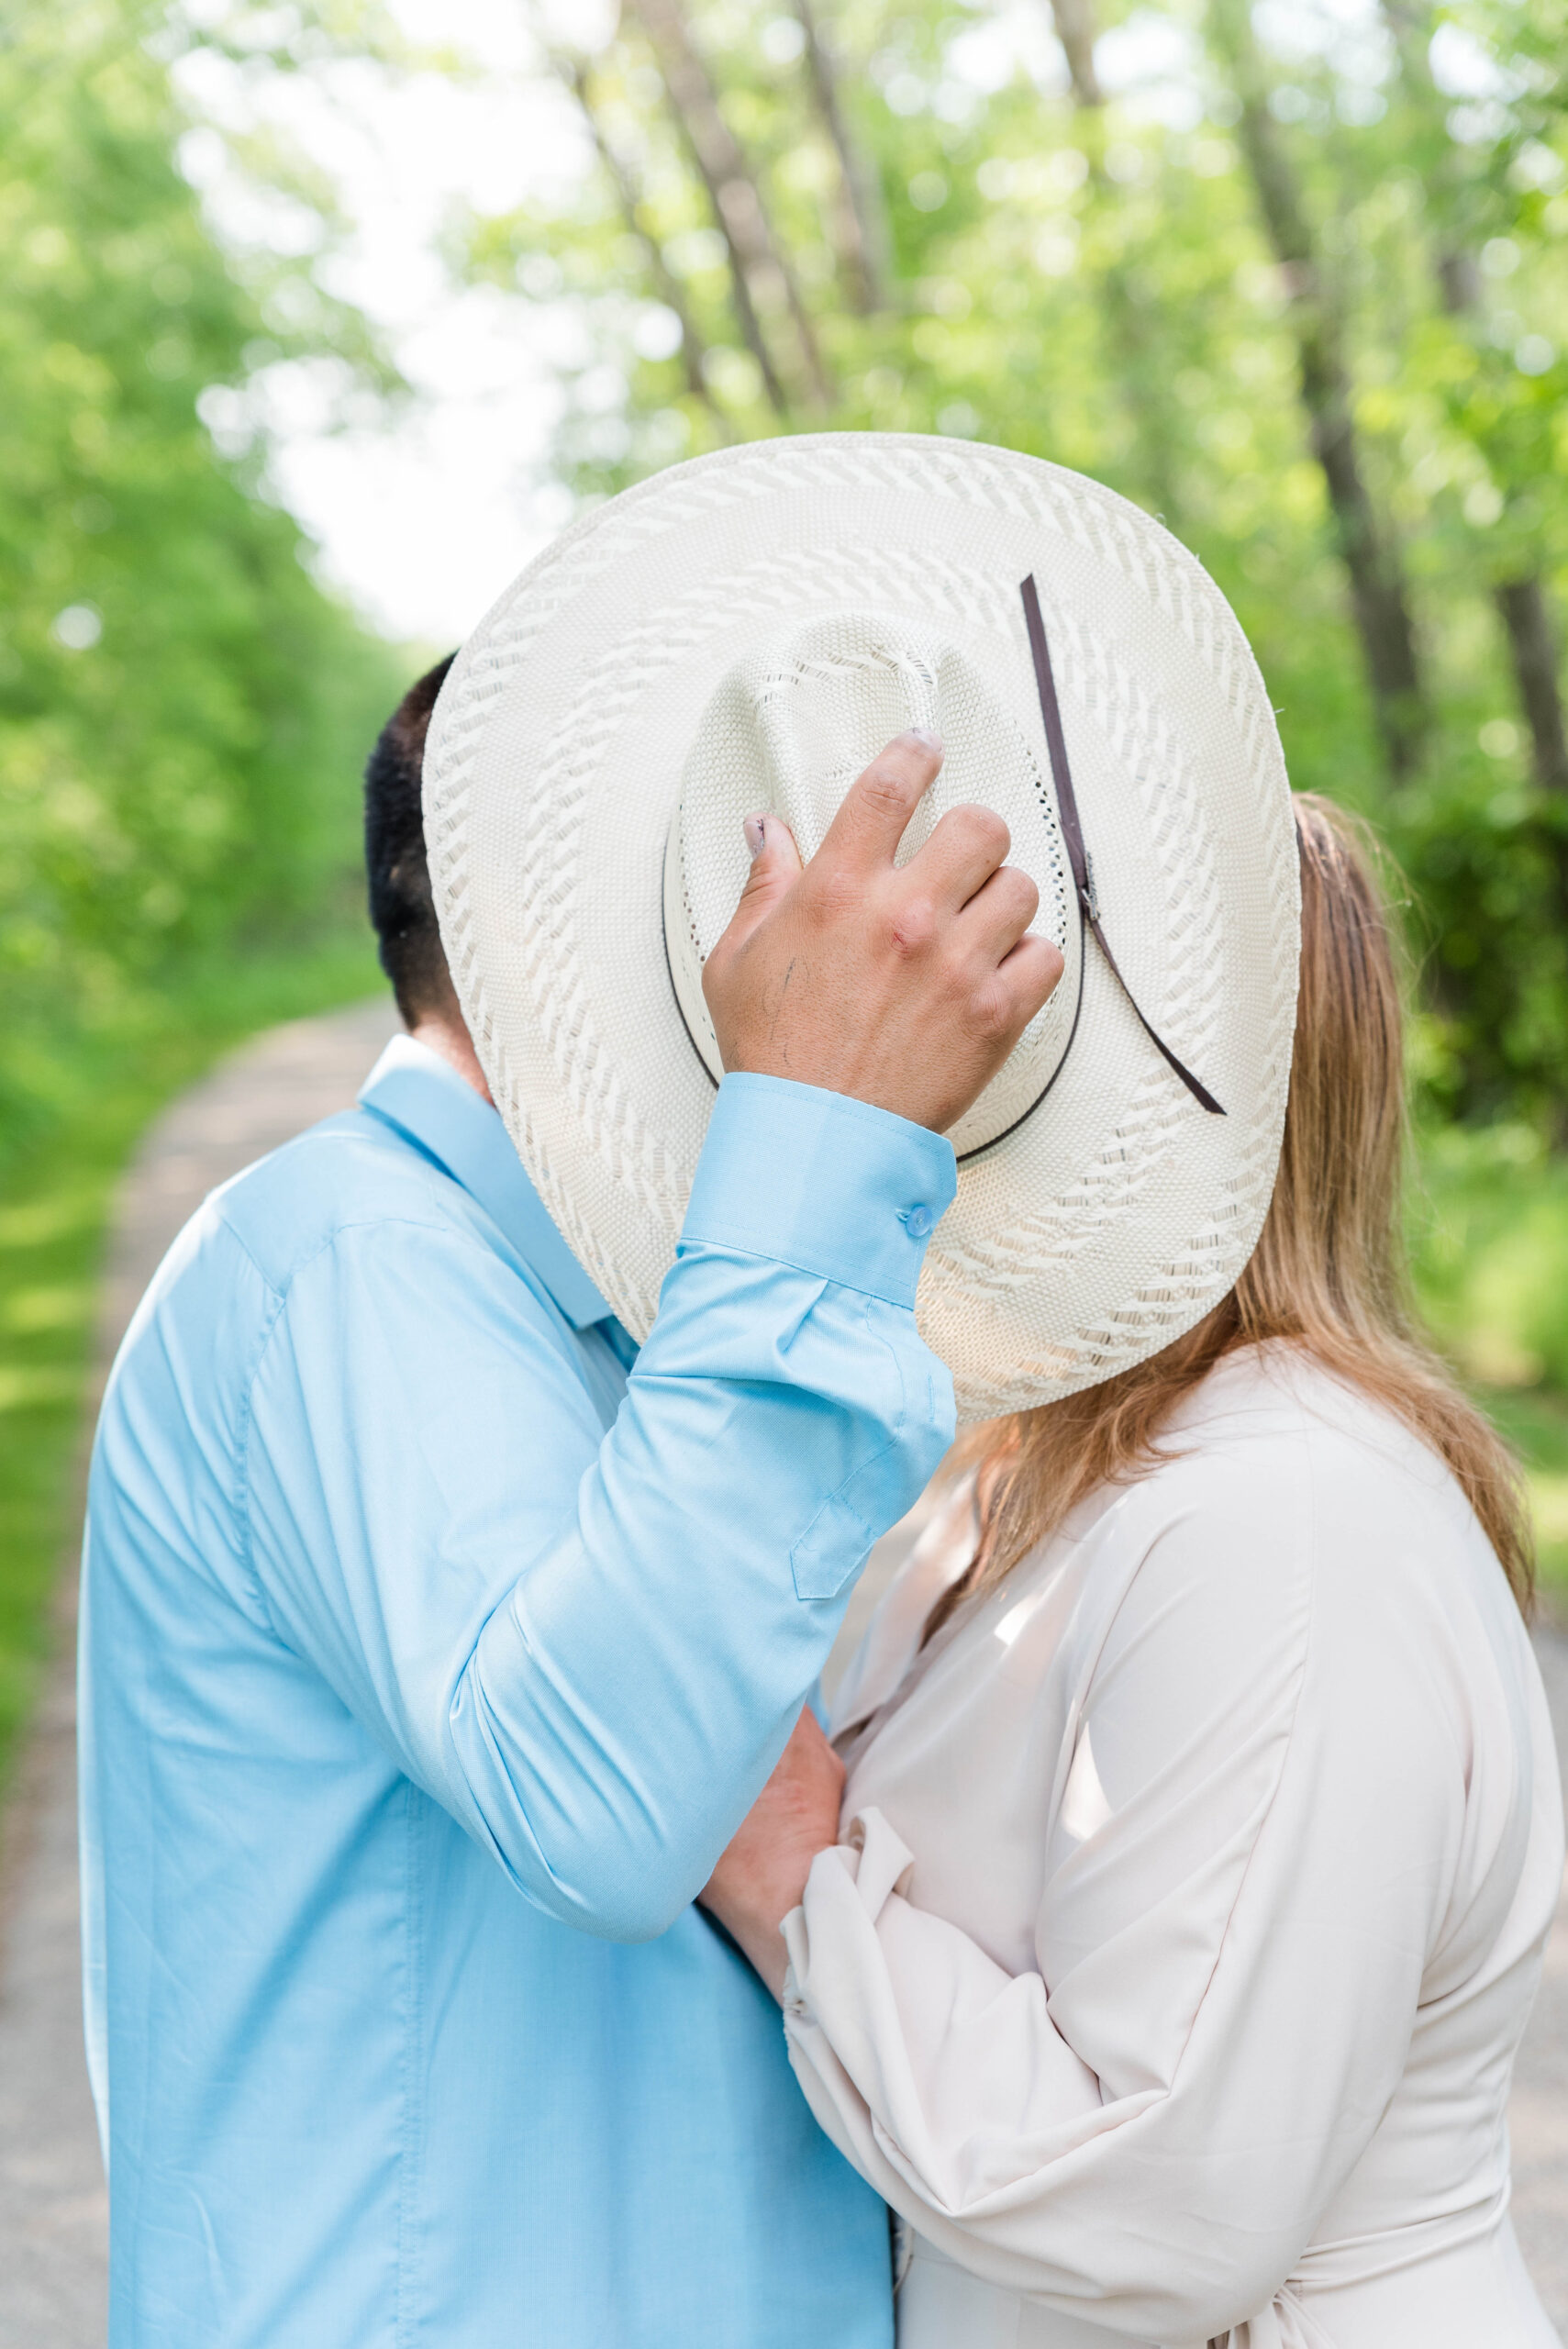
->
<box><xmin>240</xmin><ymin>1073</ymin><xmax>957</xmax><ymax>1943</ymax></box>
<box><xmin>781</xmin><ymin>1437</ymin><xmax>1463</xmax><ymax>2343</ymax></box>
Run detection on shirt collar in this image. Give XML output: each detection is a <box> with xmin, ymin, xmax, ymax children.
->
<box><xmin>358</xmin><ymin>1035</ymin><xmax>615</xmax><ymax>1332</ymax></box>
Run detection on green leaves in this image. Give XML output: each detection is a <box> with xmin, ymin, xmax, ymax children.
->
<box><xmin>454</xmin><ymin>0</ymin><xmax>1568</xmax><ymax>1121</ymax></box>
<box><xmin>0</xmin><ymin>0</ymin><xmax>399</xmax><ymax>1163</ymax></box>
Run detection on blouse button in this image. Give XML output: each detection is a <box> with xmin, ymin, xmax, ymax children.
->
<box><xmin>902</xmin><ymin>1203</ymin><xmax>933</xmax><ymax>1239</ymax></box>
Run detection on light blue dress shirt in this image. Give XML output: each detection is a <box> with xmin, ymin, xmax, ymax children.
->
<box><xmin>80</xmin><ymin>1036</ymin><xmax>957</xmax><ymax>2347</ymax></box>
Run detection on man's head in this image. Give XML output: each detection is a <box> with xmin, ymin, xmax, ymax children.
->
<box><xmin>364</xmin><ymin>654</ymin><xmax>458</xmax><ymax>1028</ymax></box>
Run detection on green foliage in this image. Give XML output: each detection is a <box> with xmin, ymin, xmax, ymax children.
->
<box><xmin>3</xmin><ymin>0</ymin><xmax>1566</xmax><ymax>1808</ymax></box>
<box><xmin>0</xmin><ymin>1</ymin><xmax>407</xmax><ymax>1776</ymax></box>
<box><xmin>1412</xmin><ymin>1123</ymin><xmax>1568</xmax><ymax>1592</ymax></box>
<box><xmin>0</xmin><ymin>0</ymin><xmax>402</xmax><ymax>1171</ymax></box>
<box><xmin>461</xmin><ymin>0</ymin><xmax>1568</xmax><ymax>1124</ymax></box>
<box><xmin>1413</xmin><ymin>1121</ymin><xmax>1568</xmax><ymax>1391</ymax></box>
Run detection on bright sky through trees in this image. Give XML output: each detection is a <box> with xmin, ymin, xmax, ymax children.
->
<box><xmin>166</xmin><ymin>0</ymin><xmax>595</xmax><ymax>642</ymax></box>
<box><xmin>167</xmin><ymin>0</ymin><xmax>1347</xmax><ymax>644</ymax></box>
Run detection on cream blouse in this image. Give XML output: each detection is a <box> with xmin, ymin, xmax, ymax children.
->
<box><xmin>783</xmin><ymin>1347</ymin><xmax>1565</xmax><ymax>2349</ymax></box>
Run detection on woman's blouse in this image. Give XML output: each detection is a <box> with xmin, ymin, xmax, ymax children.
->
<box><xmin>784</xmin><ymin>1347</ymin><xmax>1564</xmax><ymax>2348</ymax></box>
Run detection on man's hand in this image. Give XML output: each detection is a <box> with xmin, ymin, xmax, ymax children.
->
<box><xmin>699</xmin><ymin>1708</ymin><xmax>845</xmax><ymax>2002</ymax></box>
<box><xmin>702</xmin><ymin>731</ymin><xmax>1064</xmax><ymax>1135</ymax></box>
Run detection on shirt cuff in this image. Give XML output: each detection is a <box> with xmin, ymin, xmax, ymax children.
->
<box><xmin>681</xmin><ymin>1074</ymin><xmax>957</xmax><ymax>1309</ymax></box>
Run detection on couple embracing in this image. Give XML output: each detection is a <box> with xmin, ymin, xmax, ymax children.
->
<box><xmin>83</xmin><ymin>437</ymin><xmax>1562</xmax><ymax>2347</ymax></box>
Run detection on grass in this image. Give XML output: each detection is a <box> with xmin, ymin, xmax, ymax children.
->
<box><xmin>1410</xmin><ymin>1120</ymin><xmax>1568</xmax><ymax>1609</ymax></box>
<box><xmin>1481</xmin><ymin>1388</ymin><xmax>1568</xmax><ymax>1611</ymax></box>
<box><xmin>0</xmin><ymin>933</ymin><xmax>384</xmax><ymax>1790</ymax></box>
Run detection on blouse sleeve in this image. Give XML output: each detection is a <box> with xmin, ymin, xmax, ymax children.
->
<box><xmin>782</xmin><ymin>1434</ymin><xmax>1464</xmax><ymax>2345</ymax></box>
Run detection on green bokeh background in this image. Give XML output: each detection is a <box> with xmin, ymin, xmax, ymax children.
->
<box><xmin>4</xmin><ymin>0</ymin><xmax>1567</xmax><ymax>1786</ymax></box>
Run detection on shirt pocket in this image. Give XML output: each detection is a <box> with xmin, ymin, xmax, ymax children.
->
<box><xmin>791</xmin><ymin>1434</ymin><xmax>903</xmax><ymax>1600</ymax></box>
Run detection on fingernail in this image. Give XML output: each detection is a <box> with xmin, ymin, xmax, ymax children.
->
<box><xmin>907</xmin><ymin>727</ymin><xmax>942</xmax><ymax>754</ymax></box>
<box><xmin>743</xmin><ymin>814</ymin><xmax>766</xmax><ymax>858</ymax></box>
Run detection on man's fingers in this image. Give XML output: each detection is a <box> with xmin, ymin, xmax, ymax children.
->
<box><xmin>995</xmin><ymin>932</ymin><xmax>1065</xmax><ymax>1030</ymax></box>
<box><xmin>959</xmin><ymin>935</ymin><xmax>1064</xmax><ymax>1097</ymax></box>
<box><xmin>711</xmin><ymin>814</ymin><xmax>803</xmax><ymax>960</ymax></box>
<box><xmin>743</xmin><ymin>811</ymin><xmax>804</xmax><ymax>890</ymax></box>
<box><xmin>911</xmin><ymin>803</ymin><xmax>1014</xmax><ymax>911</ymax></box>
<box><xmin>957</xmin><ymin>862</ymin><xmax>1040</xmax><ymax>959</ymax></box>
<box><xmin>816</xmin><ymin>731</ymin><xmax>943</xmax><ymax>875</ymax></box>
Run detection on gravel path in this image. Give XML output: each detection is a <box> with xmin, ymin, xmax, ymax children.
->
<box><xmin>0</xmin><ymin>1001</ymin><xmax>398</xmax><ymax>2348</ymax></box>
<box><xmin>0</xmin><ymin>996</ymin><xmax>1562</xmax><ymax>2344</ymax></box>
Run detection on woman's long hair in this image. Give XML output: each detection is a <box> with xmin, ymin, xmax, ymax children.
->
<box><xmin>935</xmin><ymin>793</ymin><xmax>1534</xmax><ymax>1635</ymax></box>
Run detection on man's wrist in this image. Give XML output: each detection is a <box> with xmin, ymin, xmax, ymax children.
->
<box><xmin>682</xmin><ymin>1073</ymin><xmax>957</xmax><ymax>1308</ymax></box>
<box><xmin>702</xmin><ymin>1884</ymin><xmax>804</xmax><ymax>2005</ymax></box>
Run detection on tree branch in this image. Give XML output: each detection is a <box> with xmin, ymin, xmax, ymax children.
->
<box><xmin>558</xmin><ymin>51</ymin><xmax>733</xmax><ymax>437</ymax></box>
<box><xmin>626</xmin><ymin>0</ymin><xmax>833</xmax><ymax>414</ymax></box>
<box><xmin>1380</xmin><ymin>0</ymin><xmax>1568</xmax><ymax>803</ymax></box>
<box><xmin>1041</xmin><ymin>0</ymin><xmax>1180</xmax><ymax>522</ymax></box>
<box><xmin>1208</xmin><ymin>0</ymin><xmax>1426</xmax><ymax>778</ymax></box>
<box><xmin>791</xmin><ymin>0</ymin><xmax>891</xmax><ymax>315</ymax></box>
<box><xmin>1047</xmin><ymin>0</ymin><xmax>1104</xmax><ymax>108</ymax></box>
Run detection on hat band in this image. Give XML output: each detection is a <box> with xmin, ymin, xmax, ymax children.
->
<box><xmin>658</xmin><ymin>580</ymin><xmax>1223</xmax><ymax>1143</ymax></box>
<box><xmin>1019</xmin><ymin>574</ymin><xmax>1226</xmax><ymax>1120</ymax></box>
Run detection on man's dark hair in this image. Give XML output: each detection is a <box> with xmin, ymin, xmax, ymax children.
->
<box><xmin>364</xmin><ymin>653</ymin><xmax>458</xmax><ymax>1026</ymax></box>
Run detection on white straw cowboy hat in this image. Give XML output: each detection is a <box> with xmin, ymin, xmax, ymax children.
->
<box><xmin>424</xmin><ymin>433</ymin><xmax>1298</xmax><ymax>1419</ymax></box>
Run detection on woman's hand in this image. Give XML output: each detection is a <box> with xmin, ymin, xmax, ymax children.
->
<box><xmin>698</xmin><ymin>1708</ymin><xmax>846</xmax><ymax>2001</ymax></box>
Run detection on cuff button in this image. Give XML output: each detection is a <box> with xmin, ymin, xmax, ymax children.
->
<box><xmin>901</xmin><ymin>1203</ymin><xmax>933</xmax><ymax>1240</ymax></box>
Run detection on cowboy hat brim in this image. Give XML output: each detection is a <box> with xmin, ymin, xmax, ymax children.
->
<box><xmin>425</xmin><ymin>433</ymin><xmax>1297</xmax><ymax>1418</ymax></box>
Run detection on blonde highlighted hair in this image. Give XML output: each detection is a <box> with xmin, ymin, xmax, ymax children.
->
<box><xmin>935</xmin><ymin>794</ymin><xmax>1533</xmax><ymax>1636</ymax></box>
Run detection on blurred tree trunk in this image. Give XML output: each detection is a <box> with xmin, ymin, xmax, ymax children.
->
<box><xmin>791</xmin><ymin>0</ymin><xmax>891</xmax><ymax>315</ymax></box>
<box><xmin>627</xmin><ymin>0</ymin><xmax>832</xmax><ymax>414</ymax></box>
<box><xmin>1207</xmin><ymin>0</ymin><xmax>1427</xmax><ymax>779</ymax></box>
<box><xmin>1040</xmin><ymin>0</ymin><xmax>1181</xmax><ymax>524</ymax></box>
<box><xmin>1497</xmin><ymin>580</ymin><xmax>1568</xmax><ymax>796</ymax></box>
<box><xmin>1048</xmin><ymin>0</ymin><xmax>1103</xmax><ymax>107</ymax></box>
<box><xmin>559</xmin><ymin>53</ymin><xmax>733</xmax><ymax>435</ymax></box>
<box><xmin>1382</xmin><ymin>0</ymin><xmax>1568</xmax><ymax>804</ymax></box>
